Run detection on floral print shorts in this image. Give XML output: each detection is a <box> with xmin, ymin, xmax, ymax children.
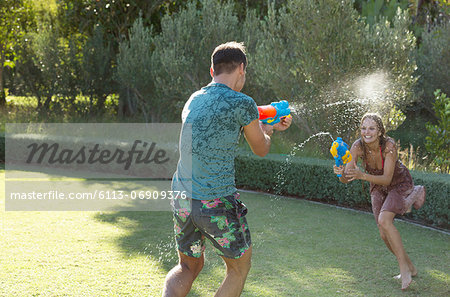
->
<box><xmin>172</xmin><ymin>193</ymin><xmax>251</xmax><ymax>259</ymax></box>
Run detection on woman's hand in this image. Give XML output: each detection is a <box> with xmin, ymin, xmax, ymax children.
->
<box><xmin>333</xmin><ymin>165</ymin><xmax>345</xmax><ymax>176</ymax></box>
<box><xmin>346</xmin><ymin>166</ymin><xmax>366</xmax><ymax>181</ymax></box>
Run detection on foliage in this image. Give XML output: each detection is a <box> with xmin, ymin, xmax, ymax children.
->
<box><xmin>232</xmin><ymin>0</ymin><xmax>287</xmax><ymax>21</ymax></box>
<box><xmin>249</xmin><ymin>0</ymin><xmax>416</xmax><ymax>148</ymax></box>
<box><xmin>15</xmin><ymin>27</ymin><xmax>64</xmax><ymax>110</ymax></box>
<box><xmin>364</xmin><ymin>10</ymin><xmax>418</xmax><ymax>113</ymax></box>
<box><xmin>353</xmin><ymin>0</ymin><xmax>409</xmax><ymax>26</ymax></box>
<box><xmin>14</xmin><ymin>25</ymin><xmax>115</xmax><ymax>116</ymax></box>
<box><xmin>81</xmin><ymin>26</ymin><xmax>115</xmax><ymax>113</ymax></box>
<box><xmin>0</xmin><ymin>0</ymin><xmax>35</xmax><ymax>106</ymax></box>
<box><xmin>235</xmin><ymin>153</ymin><xmax>449</xmax><ymax>228</ymax></box>
<box><xmin>409</xmin><ymin>0</ymin><xmax>450</xmax><ymax>39</ymax></box>
<box><xmin>56</xmin><ymin>0</ymin><xmax>191</xmax><ymax>41</ymax></box>
<box><xmin>115</xmin><ymin>17</ymin><xmax>154</xmax><ymax>121</ymax></box>
<box><xmin>415</xmin><ymin>21</ymin><xmax>450</xmax><ymax>115</ymax></box>
<box><xmin>353</xmin><ymin>0</ymin><xmax>449</xmax><ymax>39</ymax></box>
<box><xmin>150</xmin><ymin>0</ymin><xmax>242</xmax><ymax>120</ymax></box>
<box><xmin>425</xmin><ymin>90</ymin><xmax>450</xmax><ymax>173</ymax></box>
<box><xmin>0</xmin><ymin>132</ymin><xmax>4</xmax><ymax>162</ymax></box>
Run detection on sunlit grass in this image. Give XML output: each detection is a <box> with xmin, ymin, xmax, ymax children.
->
<box><xmin>1</xmin><ymin>166</ymin><xmax>449</xmax><ymax>296</ymax></box>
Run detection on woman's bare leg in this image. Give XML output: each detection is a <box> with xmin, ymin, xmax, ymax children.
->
<box><xmin>378</xmin><ymin>211</ymin><xmax>414</xmax><ymax>290</ymax></box>
<box><xmin>378</xmin><ymin>226</ymin><xmax>417</xmax><ymax>278</ymax></box>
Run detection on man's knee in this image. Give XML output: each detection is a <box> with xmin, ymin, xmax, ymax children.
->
<box><xmin>225</xmin><ymin>261</ymin><xmax>251</xmax><ymax>281</ymax></box>
<box><xmin>179</xmin><ymin>253</ymin><xmax>204</xmax><ymax>277</ymax></box>
<box><xmin>223</xmin><ymin>248</ymin><xmax>252</xmax><ymax>278</ymax></box>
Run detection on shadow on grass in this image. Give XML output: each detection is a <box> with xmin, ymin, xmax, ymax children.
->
<box><xmin>93</xmin><ymin>210</ymin><xmax>211</xmax><ymax>297</ymax></box>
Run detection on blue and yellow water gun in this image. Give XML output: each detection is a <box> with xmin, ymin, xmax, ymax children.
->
<box><xmin>330</xmin><ymin>137</ymin><xmax>352</xmax><ymax>177</ymax></box>
<box><xmin>258</xmin><ymin>100</ymin><xmax>291</xmax><ymax>125</ymax></box>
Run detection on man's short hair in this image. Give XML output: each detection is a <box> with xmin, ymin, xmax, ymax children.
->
<box><xmin>211</xmin><ymin>41</ymin><xmax>247</xmax><ymax>76</ymax></box>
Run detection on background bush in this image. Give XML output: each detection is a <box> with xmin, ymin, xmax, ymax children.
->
<box><xmin>116</xmin><ymin>17</ymin><xmax>154</xmax><ymax>121</ymax></box>
<box><xmin>415</xmin><ymin>21</ymin><xmax>450</xmax><ymax>116</ymax></box>
<box><xmin>425</xmin><ymin>90</ymin><xmax>450</xmax><ymax>173</ymax></box>
<box><xmin>235</xmin><ymin>153</ymin><xmax>449</xmax><ymax>228</ymax></box>
<box><xmin>149</xmin><ymin>0</ymin><xmax>242</xmax><ymax>121</ymax></box>
<box><xmin>249</xmin><ymin>0</ymin><xmax>417</xmax><ymax>149</ymax></box>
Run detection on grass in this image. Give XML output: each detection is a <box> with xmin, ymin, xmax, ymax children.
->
<box><xmin>1</xmin><ymin>167</ymin><xmax>449</xmax><ymax>296</ymax></box>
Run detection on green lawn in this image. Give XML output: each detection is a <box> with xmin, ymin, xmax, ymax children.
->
<box><xmin>1</xmin><ymin>169</ymin><xmax>449</xmax><ymax>296</ymax></box>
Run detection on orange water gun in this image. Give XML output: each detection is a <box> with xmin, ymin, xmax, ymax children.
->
<box><xmin>258</xmin><ymin>100</ymin><xmax>291</xmax><ymax>125</ymax></box>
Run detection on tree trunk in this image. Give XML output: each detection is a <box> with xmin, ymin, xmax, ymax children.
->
<box><xmin>117</xmin><ymin>87</ymin><xmax>136</xmax><ymax>118</ymax></box>
<box><xmin>43</xmin><ymin>95</ymin><xmax>52</xmax><ymax>110</ymax></box>
<box><xmin>96</xmin><ymin>94</ymin><xmax>107</xmax><ymax>113</ymax></box>
<box><xmin>0</xmin><ymin>61</ymin><xmax>6</xmax><ymax>106</ymax></box>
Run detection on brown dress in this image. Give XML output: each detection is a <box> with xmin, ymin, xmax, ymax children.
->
<box><xmin>363</xmin><ymin>143</ymin><xmax>414</xmax><ymax>223</ymax></box>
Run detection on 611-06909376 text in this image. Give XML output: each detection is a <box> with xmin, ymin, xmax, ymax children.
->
<box><xmin>9</xmin><ymin>190</ymin><xmax>188</xmax><ymax>200</ymax></box>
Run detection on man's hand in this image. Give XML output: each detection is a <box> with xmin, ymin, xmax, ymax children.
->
<box><xmin>273</xmin><ymin>115</ymin><xmax>292</xmax><ymax>131</ymax></box>
<box><xmin>260</xmin><ymin>121</ymin><xmax>274</xmax><ymax>136</ymax></box>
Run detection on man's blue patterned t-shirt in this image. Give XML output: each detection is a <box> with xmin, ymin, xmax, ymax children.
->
<box><xmin>172</xmin><ymin>82</ymin><xmax>259</xmax><ymax>200</ymax></box>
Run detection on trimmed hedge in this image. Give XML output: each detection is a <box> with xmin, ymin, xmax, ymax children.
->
<box><xmin>235</xmin><ymin>153</ymin><xmax>449</xmax><ymax>229</ymax></box>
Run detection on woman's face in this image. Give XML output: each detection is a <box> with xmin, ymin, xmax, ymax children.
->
<box><xmin>360</xmin><ymin>118</ymin><xmax>381</xmax><ymax>145</ymax></box>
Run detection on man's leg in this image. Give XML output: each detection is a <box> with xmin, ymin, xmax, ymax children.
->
<box><xmin>215</xmin><ymin>246</ymin><xmax>252</xmax><ymax>297</ymax></box>
<box><xmin>162</xmin><ymin>250</ymin><xmax>204</xmax><ymax>297</ymax></box>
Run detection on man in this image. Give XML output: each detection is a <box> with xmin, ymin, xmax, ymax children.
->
<box><xmin>163</xmin><ymin>41</ymin><xmax>292</xmax><ymax>297</ymax></box>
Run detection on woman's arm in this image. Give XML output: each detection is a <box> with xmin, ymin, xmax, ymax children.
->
<box><xmin>334</xmin><ymin>140</ymin><xmax>361</xmax><ymax>184</ymax></box>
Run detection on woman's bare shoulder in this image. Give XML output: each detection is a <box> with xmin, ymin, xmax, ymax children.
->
<box><xmin>384</xmin><ymin>137</ymin><xmax>398</xmax><ymax>155</ymax></box>
<box><xmin>351</xmin><ymin>138</ymin><xmax>363</xmax><ymax>151</ymax></box>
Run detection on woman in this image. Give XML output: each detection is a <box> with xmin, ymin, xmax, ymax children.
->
<box><xmin>334</xmin><ymin>113</ymin><xmax>426</xmax><ymax>290</ymax></box>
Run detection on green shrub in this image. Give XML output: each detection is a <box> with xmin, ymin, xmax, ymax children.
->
<box><xmin>150</xmin><ymin>0</ymin><xmax>242</xmax><ymax>120</ymax></box>
<box><xmin>235</xmin><ymin>153</ymin><xmax>449</xmax><ymax>228</ymax></box>
<box><xmin>116</xmin><ymin>17</ymin><xmax>154</xmax><ymax>121</ymax></box>
<box><xmin>415</xmin><ymin>21</ymin><xmax>450</xmax><ymax>116</ymax></box>
<box><xmin>81</xmin><ymin>26</ymin><xmax>115</xmax><ymax>114</ymax></box>
<box><xmin>425</xmin><ymin>90</ymin><xmax>450</xmax><ymax>173</ymax></box>
<box><xmin>15</xmin><ymin>28</ymin><xmax>63</xmax><ymax>110</ymax></box>
<box><xmin>236</xmin><ymin>153</ymin><xmax>371</xmax><ymax>208</ymax></box>
<box><xmin>353</xmin><ymin>0</ymin><xmax>409</xmax><ymax>26</ymax></box>
<box><xmin>249</xmin><ymin>0</ymin><xmax>417</xmax><ymax>143</ymax></box>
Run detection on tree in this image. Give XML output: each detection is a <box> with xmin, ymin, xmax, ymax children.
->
<box><xmin>115</xmin><ymin>17</ymin><xmax>154</xmax><ymax>121</ymax></box>
<box><xmin>81</xmin><ymin>25</ymin><xmax>115</xmax><ymax>113</ymax></box>
<box><xmin>57</xmin><ymin>0</ymin><xmax>188</xmax><ymax>41</ymax></box>
<box><xmin>56</xmin><ymin>0</ymin><xmax>189</xmax><ymax>116</ymax></box>
<box><xmin>0</xmin><ymin>0</ymin><xmax>35</xmax><ymax>106</ymax></box>
<box><xmin>150</xmin><ymin>0</ymin><xmax>242</xmax><ymax>121</ymax></box>
<box><xmin>425</xmin><ymin>90</ymin><xmax>449</xmax><ymax>173</ymax></box>
<box><xmin>415</xmin><ymin>21</ymin><xmax>450</xmax><ymax>116</ymax></box>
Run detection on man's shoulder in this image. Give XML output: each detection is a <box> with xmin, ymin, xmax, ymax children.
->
<box><xmin>203</xmin><ymin>83</ymin><xmax>254</xmax><ymax>101</ymax></box>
